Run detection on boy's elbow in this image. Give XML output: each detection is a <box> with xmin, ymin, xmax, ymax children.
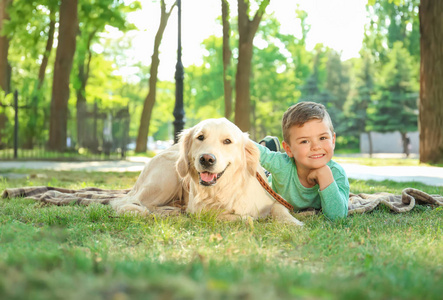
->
<box><xmin>338</xmin><ymin>210</ymin><xmax>348</xmax><ymax>219</ymax></box>
<box><xmin>328</xmin><ymin>213</ymin><xmax>348</xmax><ymax>221</ymax></box>
<box><xmin>325</xmin><ymin>206</ymin><xmax>348</xmax><ymax>221</ymax></box>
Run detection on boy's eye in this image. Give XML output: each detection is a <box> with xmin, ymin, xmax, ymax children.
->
<box><xmin>320</xmin><ymin>136</ymin><xmax>327</xmax><ymax>140</ymax></box>
<box><xmin>300</xmin><ymin>140</ymin><xmax>309</xmax><ymax>144</ymax></box>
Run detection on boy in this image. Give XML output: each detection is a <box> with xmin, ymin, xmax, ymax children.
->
<box><xmin>256</xmin><ymin>101</ymin><xmax>349</xmax><ymax>220</ymax></box>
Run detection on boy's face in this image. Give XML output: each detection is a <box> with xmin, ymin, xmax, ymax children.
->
<box><xmin>282</xmin><ymin>119</ymin><xmax>336</xmax><ymax>172</ymax></box>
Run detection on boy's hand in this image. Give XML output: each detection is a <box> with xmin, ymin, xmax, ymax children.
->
<box><xmin>307</xmin><ymin>165</ymin><xmax>334</xmax><ymax>191</ymax></box>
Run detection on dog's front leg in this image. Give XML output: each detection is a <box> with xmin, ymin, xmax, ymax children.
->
<box><xmin>270</xmin><ymin>203</ymin><xmax>304</xmax><ymax>226</ymax></box>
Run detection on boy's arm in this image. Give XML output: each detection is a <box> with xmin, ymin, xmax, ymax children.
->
<box><xmin>307</xmin><ymin>165</ymin><xmax>334</xmax><ymax>191</ymax></box>
<box><xmin>318</xmin><ymin>170</ymin><xmax>349</xmax><ymax>220</ymax></box>
<box><xmin>254</xmin><ymin>141</ymin><xmax>287</xmax><ymax>173</ymax></box>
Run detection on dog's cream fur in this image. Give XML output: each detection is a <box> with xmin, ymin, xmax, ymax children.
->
<box><xmin>111</xmin><ymin>118</ymin><xmax>303</xmax><ymax>225</ymax></box>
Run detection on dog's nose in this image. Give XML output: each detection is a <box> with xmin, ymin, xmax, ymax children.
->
<box><xmin>199</xmin><ymin>153</ymin><xmax>216</xmax><ymax>168</ymax></box>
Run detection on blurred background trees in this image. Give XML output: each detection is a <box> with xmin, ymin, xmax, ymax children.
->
<box><xmin>0</xmin><ymin>0</ymin><xmax>441</xmax><ymax>163</ymax></box>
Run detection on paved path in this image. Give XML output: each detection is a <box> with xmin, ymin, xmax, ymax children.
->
<box><xmin>1</xmin><ymin>157</ymin><xmax>442</xmax><ymax>186</ymax></box>
<box><xmin>342</xmin><ymin>163</ymin><xmax>443</xmax><ymax>187</ymax></box>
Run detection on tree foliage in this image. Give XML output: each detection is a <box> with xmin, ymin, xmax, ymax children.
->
<box><xmin>367</xmin><ymin>41</ymin><xmax>418</xmax><ymax>155</ymax></box>
<box><xmin>135</xmin><ymin>0</ymin><xmax>175</xmax><ymax>152</ymax></box>
<box><xmin>2</xmin><ymin>0</ymin><xmax>436</xmax><ymax>160</ymax></box>
<box><xmin>75</xmin><ymin>0</ymin><xmax>139</xmax><ymax>150</ymax></box>
<box><xmin>364</xmin><ymin>0</ymin><xmax>420</xmax><ymax>65</ymax></box>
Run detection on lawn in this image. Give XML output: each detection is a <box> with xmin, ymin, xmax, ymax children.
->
<box><xmin>0</xmin><ymin>169</ymin><xmax>442</xmax><ymax>300</ymax></box>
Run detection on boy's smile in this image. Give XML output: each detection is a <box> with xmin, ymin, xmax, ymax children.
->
<box><xmin>282</xmin><ymin>119</ymin><xmax>336</xmax><ymax>176</ymax></box>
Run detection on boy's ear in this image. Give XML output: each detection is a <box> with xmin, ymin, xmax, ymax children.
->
<box><xmin>282</xmin><ymin>140</ymin><xmax>294</xmax><ymax>158</ymax></box>
<box><xmin>332</xmin><ymin>132</ymin><xmax>336</xmax><ymax>149</ymax></box>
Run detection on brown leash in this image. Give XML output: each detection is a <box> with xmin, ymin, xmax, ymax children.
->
<box><xmin>256</xmin><ymin>172</ymin><xmax>294</xmax><ymax>211</ymax></box>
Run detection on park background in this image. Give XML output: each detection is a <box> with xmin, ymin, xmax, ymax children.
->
<box><xmin>1</xmin><ymin>1</ymin><xmax>443</xmax><ymax>299</ymax></box>
<box><xmin>0</xmin><ymin>0</ymin><xmax>441</xmax><ymax>163</ymax></box>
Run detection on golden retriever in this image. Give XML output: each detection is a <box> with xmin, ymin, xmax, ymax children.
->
<box><xmin>111</xmin><ymin>118</ymin><xmax>303</xmax><ymax>225</ymax></box>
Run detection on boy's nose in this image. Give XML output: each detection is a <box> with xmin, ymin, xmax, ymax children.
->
<box><xmin>311</xmin><ymin>142</ymin><xmax>321</xmax><ymax>150</ymax></box>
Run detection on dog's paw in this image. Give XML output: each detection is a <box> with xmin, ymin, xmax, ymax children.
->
<box><xmin>273</xmin><ymin>213</ymin><xmax>304</xmax><ymax>226</ymax></box>
<box><xmin>289</xmin><ymin>218</ymin><xmax>304</xmax><ymax>226</ymax></box>
<box><xmin>117</xmin><ymin>203</ymin><xmax>151</xmax><ymax>216</ymax></box>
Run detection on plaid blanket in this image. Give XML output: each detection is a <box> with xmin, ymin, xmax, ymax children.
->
<box><xmin>2</xmin><ymin>185</ymin><xmax>442</xmax><ymax>215</ymax></box>
<box><xmin>348</xmin><ymin>188</ymin><xmax>443</xmax><ymax>214</ymax></box>
<box><xmin>1</xmin><ymin>186</ymin><xmax>131</xmax><ymax>206</ymax></box>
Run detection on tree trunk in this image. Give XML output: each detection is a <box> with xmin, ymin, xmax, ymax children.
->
<box><xmin>0</xmin><ymin>0</ymin><xmax>12</xmax><ymax>148</ymax></box>
<box><xmin>0</xmin><ymin>0</ymin><xmax>11</xmax><ymax>94</ymax></box>
<box><xmin>76</xmin><ymin>31</ymin><xmax>95</xmax><ymax>149</ymax></box>
<box><xmin>48</xmin><ymin>0</ymin><xmax>78</xmax><ymax>151</ymax></box>
<box><xmin>419</xmin><ymin>0</ymin><xmax>443</xmax><ymax>163</ymax></box>
<box><xmin>135</xmin><ymin>0</ymin><xmax>175</xmax><ymax>153</ymax></box>
<box><xmin>23</xmin><ymin>7</ymin><xmax>56</xmax><ymax>150</ymax></box>
<box><xmin>234</xmin><ymin>0</ymin><xmax>269</xmax><ymax>132</ymax></box>
<box><xmin>76</xmin><ymin>70</ymin><xmax>87</xmax><ymax>148</ymax></box>
<box><xmin>221</xmin><ymin>0</ymin><xmax>232</xmax><ymax>120</ymax></box>
<box><xmin>38</xmin><ymin>8</ymin><xmax>56</xmax><ymax>90</ymax></box>
<box><xmin>367</xmin><ymin>131</ymin><xmax>373</xmax><ymax>158</ymax></box>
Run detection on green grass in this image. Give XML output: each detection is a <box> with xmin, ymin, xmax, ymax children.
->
<box><xmin>1</xmin><ymin>170</ymin><xmax>442</xmax><ymax>300</ymax></box>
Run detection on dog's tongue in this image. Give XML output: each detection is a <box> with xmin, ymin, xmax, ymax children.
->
<box><xmin>201</xmin><ymin>172</ymin><xmax>217</xmax><ymax>182</ymax></box>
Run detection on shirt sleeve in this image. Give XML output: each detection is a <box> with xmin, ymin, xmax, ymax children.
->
<box><xmin>318</xmin><ymin>168</ymin><xmax>349</xmax><ymax>220</ymax></box>
<box><xmin>254</xmin><ymin>142</ymin><xmax>289</xmax><ymax>174</ymax></box>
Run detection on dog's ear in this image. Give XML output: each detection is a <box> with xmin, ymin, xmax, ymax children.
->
<box><xmin>176</xmin><ymin>127</ymin><xmax>194</xmax><ymax>178</ymax></box>
<box><xmin>244</xmin><ymin>134</ymin><xmax>260</xmax><ymax>176</ymax></box>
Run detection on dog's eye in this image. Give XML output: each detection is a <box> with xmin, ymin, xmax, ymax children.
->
<box><xmin>197</xmin><ymin>135</ymin><xmax>204</xmax><ymax>141</ymax></box>
<box><xmin>223</xmin><ymin>139</ymin><xmax>232</xmax><ymax>145</ymax></box>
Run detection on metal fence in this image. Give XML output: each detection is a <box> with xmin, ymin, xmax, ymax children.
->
<box><xmin>0</xmin><ymin>91</ymin><xmax>130</xmax><ymax>161</ymax></box>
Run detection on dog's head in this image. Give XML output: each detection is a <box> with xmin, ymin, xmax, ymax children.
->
<box><xmin>176</xmin><ymin>118</ymin><xmax>260</xmax><ymax>187</ymax></box>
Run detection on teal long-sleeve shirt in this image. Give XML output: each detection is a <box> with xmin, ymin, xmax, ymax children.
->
<box><xmin>255</xmin><ymin>142</ymin><xmax>349</xmax><ymax>220</ymax></box>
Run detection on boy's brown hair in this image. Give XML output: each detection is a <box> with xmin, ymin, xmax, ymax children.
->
<box><xmin>282</xmin><ymin>101</ymin><xmax>334</xmax><ymax>144</ymax></box>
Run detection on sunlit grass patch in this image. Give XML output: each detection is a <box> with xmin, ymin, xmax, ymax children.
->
<box><xmin>0</xmin><ymin>170</ymin><xmax>442</xmax><ymax>299</ymax></box>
